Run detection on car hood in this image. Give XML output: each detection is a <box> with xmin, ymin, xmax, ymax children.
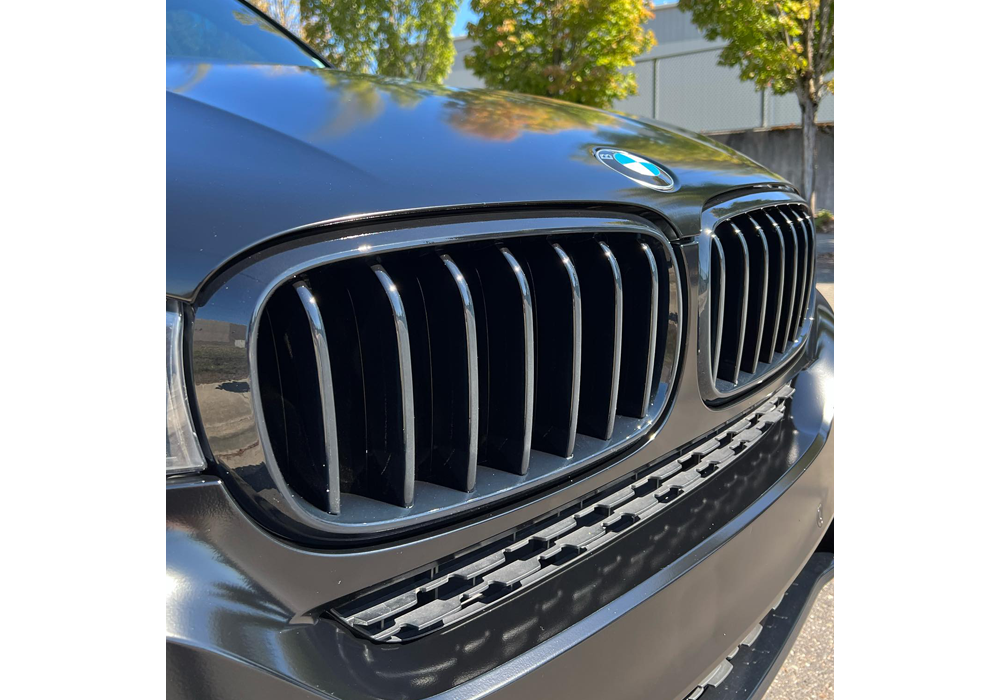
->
<box><xmin>167</xmin><ymin>60</ymin><xmax>786</xmax><ymax>300</ymax></box>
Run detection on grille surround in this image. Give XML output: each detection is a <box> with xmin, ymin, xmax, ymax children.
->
<box><xmin>697</xmin><ymin>193</ymin><xmax>815</xmax><ymax>403</ymax></box>
<box><xmin>191</xmin><ymin>213</ymin><xmax>682</xmax><ymax>544</ymax></box>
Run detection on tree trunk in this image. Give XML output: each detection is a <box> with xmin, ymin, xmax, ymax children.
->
<box><xmin>801</xmin><ymin>98</ymin><xmax>818</xmax><ymax>214</ymax></box>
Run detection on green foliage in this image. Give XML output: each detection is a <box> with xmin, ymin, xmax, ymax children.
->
<box><xmin>301</xmin><ymin>0</ymin><xmax>460</xmax><ymax>82</ymax></box>
<box><xmin>678</xmin><ymin>1</ymin><xmax>833</xmax><ymax>103</ymax></box>
<box><xmin>814</xmin><ymin>209</ymin><xmax>833</xmax><ymax>231</ymax></box>
<box><xmin>465</xmin><ymin>0</ymin><xmax>657</xmax><ymax>109</ymax></box>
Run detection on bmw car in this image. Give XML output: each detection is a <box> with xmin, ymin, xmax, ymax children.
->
<box><xmin>166</xmin><ymin>1</ymin><xmax>834</xmax><ymax>698</ymax></box>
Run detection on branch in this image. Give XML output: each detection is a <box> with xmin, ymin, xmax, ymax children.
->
<box><xmin>774</xmin><ymin>2</ymin><xmax>794</xmax><ymax>51</ymax></box>
<box><xmin>815</xmin><ymin>0</ymin><xmax>834</xmax><ymax>75</ymax></box>
<box><xmin>816</xmin><ymin>74</ymin><xmax>833</xmax><ymax>100</ymax></box>
<box><xmin>804</xmin><ymin>2</ymin><xmax>826</xmax><ymax>101</ymax></box>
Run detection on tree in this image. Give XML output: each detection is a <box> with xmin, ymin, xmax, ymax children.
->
<box><xmin>248</xmin><ymin>1</ymin><xmax>303</xmax><ymax>34</ymax></box>
<box><xmin>678</xmin><ymin>0</ymin><xmax>833</xmax><ymax>212</ymax></box>
<box><xmin>465</xmin><ymin>0</ymin><xmax>656</xmax><ymax>109</ymax></box>
<box><xmin>300</xmin><ymin>0</ymin><xmax>460</xmax><ymax>83</ymax></box>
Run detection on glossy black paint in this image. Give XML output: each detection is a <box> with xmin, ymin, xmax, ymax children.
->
<box><xmin>166</xmin><ymin>59</ymin><xmax>792</xmax><ymax>301</ymax></box>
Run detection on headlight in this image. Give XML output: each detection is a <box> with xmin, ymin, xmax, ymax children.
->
<box><xmin>166</xmin><ymin>299</ymin><xmax>206</xmax><ymax>475</ymax></box>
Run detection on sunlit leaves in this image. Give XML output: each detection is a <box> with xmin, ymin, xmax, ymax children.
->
<box><xmin>677</xmin><ymin>0</ymin><xmax>833</xmax><ymax>102</ymax></box>
<box><xmin>465</xmin><ymin>0</ymin><xmax>657</xmax><ymax>109</ymax></box>
<box><xmin>300</xmin><ymin>0</ymin><xmax>461</xmax><ymax>83</ymax></box>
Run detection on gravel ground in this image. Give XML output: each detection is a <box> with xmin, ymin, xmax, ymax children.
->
<box><xmin>762</xmin><ymin>229</ymin><xmax>834</xmax><ymax>700</ymax></box>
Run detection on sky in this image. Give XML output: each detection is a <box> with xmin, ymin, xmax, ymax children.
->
<box><xmin>452</xmin><ymin>1</ymin><xmax>675</xmax><ymax>37</ymax></box>
<box><xmin>452</xmin><ymin>1</ymin><xmax>476</xmax><ymax>37</ymax></box>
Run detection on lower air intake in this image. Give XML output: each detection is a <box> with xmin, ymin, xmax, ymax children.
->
<box><xmin>330</xmin><ymin>385</ymin><xmax>794</xmax><ymax>643</ymax></box>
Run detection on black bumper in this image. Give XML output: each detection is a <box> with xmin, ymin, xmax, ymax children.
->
<box><xmin>693</xmin><ymin>551</ymin><xmax>834</xmax><ymax>700</ymax></box>
<box><xmin>167</xmin><ymin>292</ymin><xmax>833</xmax><ymax>700</ymax></box>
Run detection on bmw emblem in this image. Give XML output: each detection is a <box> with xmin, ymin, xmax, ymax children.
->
<box><xmin>595</xmin><ymin>148</ymin><xmax>675</xmax><ymax>192</ymax></box>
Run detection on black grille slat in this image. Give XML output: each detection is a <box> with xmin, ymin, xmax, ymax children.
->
<box><xmin>503</xmin><ymin>247</ymin><xmax>536</xmax><ymax>474</ymax></box>
<box><xmin>774</xmin><ymin>209</ymin><xmax>799</xmax><ymax>353</ymax></box>
<box><xmin>716</xmin><ymin>223</ymin><xmax>749</xmax><ymax>384</ymax></box>
<box><xmin>440</xmin><ymin>255</ymin><xmax>479</xmax><ymax>490</ymax></box>
<box><xmin>252</xmin><ymin>228</ymin><xmax>677</xmax><ymax>523</ymax></box>
<box><xmin>388</xmin><ymin>255</ymin><xmax>479</xmax><ymax>492</ymax></box>
<box><xmin>307</xmin><ymin>275</ymin><xmax>368</xmax><ymax>498</ymax></box>
<box><xmin>293</xmin><ymin>280</ymin><xmax>341</xmax><ymax>514</ymax></box>
<box><xmin>709</xmin><ymin>235</ymin><xmax>726</xmax><ymax>380</ymax></box>
<box><xmin>386</xmin><ymin>264</ymin><xmax>434</xmax><ymax>487</ymax></box>
<box><xmin>515</xmin><ymin>241</ymin><xmax>581</xmax><ymax>459</ymax></box>
<box><xmin>566</xmin><ymin>240</ymin><xmax>623</xmax><ymax>440</ymax></box>
<box><xmin>641</xmin><ymin>242</ymin><xmax>661</xmax><ymax>412</ymax></box>
<box><xmin>457</xmin><ymin>246</ymin><xmax>535</xmax><ymax>475</ymax></box>
<box><xmin>256</xmin><ymin>286</ymin><xmax>331</xmax><ymax>512</ymax></box>
<box><xmin>461</xmin><ymin>256</ymin><xmax>492</xmax><ymax>469</ymax></box>
<box><xmin>757</xmin><ymin>213</ymin><xmax>785</xmax><ymax>364</ymax></box>
<box><xmin>738</xmin><ymin>217</ymin><xmax>769</xmax><ymax>376</ymax></box>
<box><xmin>789</xmin><ymin>210</ymin><xmax>810</xmax><ymax>334</ymax></box>
<box><xmin>707</xmin><ymin>204</ymin><xmax>815</xmax><ymax>394</ymax></box>
<box><xmin>797</xmin><ymin>205</ymin><xmax>817</xmax><ymax>330</ymax></box>
<box><xmin>341</xmin><ymin>265</ymin><xmax>416</xmax><ymax>507</ymax></box>
<box><xmin>610</xmin><ymin>238</ymin><xmax>659</xmax><ymax>417</ymax></box>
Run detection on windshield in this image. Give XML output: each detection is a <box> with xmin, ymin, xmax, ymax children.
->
<box><xmin>166</xmin><ymin>0</ymin><xmax>323</xmax><ymax>67</ymax></box>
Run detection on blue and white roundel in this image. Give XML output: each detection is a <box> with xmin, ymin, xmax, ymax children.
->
<box><xmin>594</xmin><ymin>148</ymin><xmax>675</xmax><ymax>192</ymax></box>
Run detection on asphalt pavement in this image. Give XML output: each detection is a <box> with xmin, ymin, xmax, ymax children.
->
<box><xmin>763</xmin><ymin>580</ymin><xmax>835</xmax><ymax>700</ymax></box>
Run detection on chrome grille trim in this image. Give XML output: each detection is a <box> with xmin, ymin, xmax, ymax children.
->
<box><xmin>801</xmin><ymin>212</ymin><xmax>817</xmax><ymax>330</ymax></box>
<box><xmin>741</xmin><ymin>216</ymin><xmax>770</xmax><ymax>377</ymax></box>
<box><xmin>440</xmin><ymin>254</ymin><xmax>479</xmax><ymax>491</ymax></box>
<box><xmin>759</xmin><ymin>212</ymin><xmax>786</xmax><ymax>364</ymax></box>
<box><xmin>709</xmin><ymin>234</ymin><xmax>726</xmax><ymax>381</ymax></box>
<box><xmin>599</xmin><ymin>241</ymin><xmax>623</xmax><ymax>440</ymax></box>
<box><xmin>549</xmin><ymin>243</ymin><xmax>582</xmax><ymax>458</ymax></box>
<box><xmin>776</xmin><ymin>209</ymin><xmax>800</xmax><ymax>350</ymax></box>
<box><xmin>790</xmin><ymin>211</ymin><xmax>809</xmax><ymax>333</ymax></box>
<box><xmin>500</xmin><ymin>246</ymin><xmax>535</xmax><ymax>475</ymax></box>
<box><xmin>293</xmin><ymin>279</ymin><xmax>341</xmax><ymax>514</ymax></box>
<box><xmin>640</xmin><ymin>241</ymin><xmax>660</xmax><ymax>412</ymax></box>
<box><xmin>371</xmin><ymin>264</ymin><xmax>416</xmax><ymax>507</ymax></box>
<box><xmin>718</xmin><ymin>221</ymin><xmax>749</xmax><ymax>385</ymax></box>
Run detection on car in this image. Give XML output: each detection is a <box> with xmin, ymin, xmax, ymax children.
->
<box><xmin>165</xmin><ymin>1</ymin><xmax>834</xmax><ymax>698</ymax></box>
